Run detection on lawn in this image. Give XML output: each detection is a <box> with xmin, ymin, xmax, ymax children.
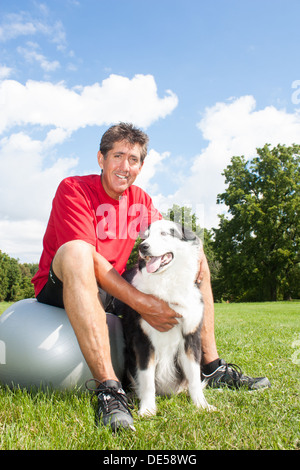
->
<box><xmin>0</xmin><ymin>301</ymin><xmax>299</xmax><ymax>451</ymax></box>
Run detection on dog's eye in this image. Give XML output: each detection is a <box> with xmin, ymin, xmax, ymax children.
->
<box><xmin>160</xmin><ymin>231</ymin><xmax>168</xmax><ymax>236</ymax></box>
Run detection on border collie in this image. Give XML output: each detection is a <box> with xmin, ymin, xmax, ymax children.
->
<box><xmin>119</xmin><ymin>220</ymin><xmax>213</xmax><ymax>416</ymax></box>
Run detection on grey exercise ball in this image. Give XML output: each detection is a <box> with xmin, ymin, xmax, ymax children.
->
<box><xmin>0</xmin><ymin>299</ymin><xmax>125</xmax><ymax>391</ymax></box>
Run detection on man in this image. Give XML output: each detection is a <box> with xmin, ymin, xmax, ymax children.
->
<box><xmin>32</xmin><ymin>123</ymin><xmax>270</xmax><ymax>432</ymax></box>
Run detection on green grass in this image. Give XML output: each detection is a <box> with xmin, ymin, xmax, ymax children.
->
<box><xmin>0</xmin><ymin>301</ymin><xmax>299</xmax><ymax>450</ymax></box>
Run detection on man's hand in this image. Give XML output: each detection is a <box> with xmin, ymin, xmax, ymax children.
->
<box><xmin>135</xmin><ymin>294</ymin><xmax>182</xmax><ymax>332</ymax></box>
<box><xmin>92</xmin><ymin>251</ymin><xmax>181</xmax><ymax>333</ymax></box>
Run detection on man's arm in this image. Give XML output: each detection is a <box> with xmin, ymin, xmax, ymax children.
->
<box><xmin>92</xmin><ymin>249</ymin><xmax>181</xmax><ymax>332</ymax></box>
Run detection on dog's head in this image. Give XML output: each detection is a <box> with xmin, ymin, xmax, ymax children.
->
<box><xmin>138</xmin><ymin>220</ymin><xmax>201</xmax><ymax>275</ymax></box>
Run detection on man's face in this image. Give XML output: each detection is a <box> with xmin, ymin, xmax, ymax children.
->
<box><xmin>97</xmin><ymin>140</ymin><xmax>144</xmax><ymax>199</ymax></box>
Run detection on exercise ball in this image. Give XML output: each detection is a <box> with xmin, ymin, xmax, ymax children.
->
<box><xmin>0</xmin><ymin>299</ymin><xmax>125</xmax><ymax>391</ymax></box>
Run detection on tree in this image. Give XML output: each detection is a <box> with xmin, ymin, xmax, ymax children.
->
<box><xmin>0</xmin><ymin>251</ymin><xmax>9</xmax><ymax>301</ymax></box>
<box><xmin>214</xmin><ymin>144</ymin><xmax>300</xmax><ymax>301</ymax></box>
<box><xmin>0</xmin><ymin>250</ymin><xmax>38</xmax><ymax>301</ymax></box>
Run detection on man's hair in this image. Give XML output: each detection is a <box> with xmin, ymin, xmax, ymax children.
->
<box><xmin>99</xmin><ymin>122</ymin><xmax>149</xmax><ymax>163</ymax></box>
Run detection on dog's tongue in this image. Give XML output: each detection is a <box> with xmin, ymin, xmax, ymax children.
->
<box><xmin>146</xmin><ymin>256</ymin><xmax>162</xmax><ymax>273</ymax></box>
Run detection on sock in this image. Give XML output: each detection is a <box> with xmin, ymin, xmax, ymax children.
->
<box><xmin>202</xmin><ymin>358</ymin><xmax>221</xmax><ymax>375</ymax></box>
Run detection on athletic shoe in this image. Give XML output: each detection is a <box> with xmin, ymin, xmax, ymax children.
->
<box><xmin>86</xmin><ymin>379</ymin><xmax>135</xmax><ymax>432</ymax></box>
<box><xmin>202</xmin><ymin>359</ymin><xmax>271</xmax><ymax>390</ymax></box>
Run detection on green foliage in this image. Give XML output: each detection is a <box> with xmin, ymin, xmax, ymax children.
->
<box><xmin>214</xmin><ymin>144</ymin><xmax>300</xmax><ymax>301</ymax></box>
<box><xmin>0</xmin><ymin>251</ymin><xmax>38</xmax><ymax>302</ymax></box>
<box><xmin>126</xmin><ymin>236</ymin><xmax>142</xmax><ymax>270</ymax></box>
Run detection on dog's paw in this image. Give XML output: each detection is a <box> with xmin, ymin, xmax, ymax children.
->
<box><xmin>207</xmin><ymin>404</ymin><xmax>217</xmax><ymax>412</ymax></box>
<box><xmin>195</xmin><ymin>402</ymin><xmax>217</xmax><ymax>412</ymax></box>
<box><xmin>138</xmin><ymin>403</ymin><xmax>157</xmax><ymax>417</ymax></box>
<box><xmin>193</xmin><ymin>394</ymin><xmax>217</xmax><ymax>412</ymax></box>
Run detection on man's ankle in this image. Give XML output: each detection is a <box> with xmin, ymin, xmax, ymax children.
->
<box><xmin>202</xmin><ymin>358</ymin><xmax>221</xmax><ymax>375</ymax></box>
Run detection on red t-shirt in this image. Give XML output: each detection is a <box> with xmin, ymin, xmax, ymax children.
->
<box><xmin>32</xmin><ymin>175</ymin><xmax>161</xmax><ymax>296</ymax></box>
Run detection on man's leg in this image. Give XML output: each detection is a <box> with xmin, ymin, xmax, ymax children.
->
<box><xmin>198</xmin><ymin>255</ymin><xmax>219</xmax><ymax>366</ymax></box>
<box><xmin>53</xmin><ymin>240</ymin><xmax>118</xmax><ymax>383</ymax></box>
<box><xmin>199</xmin><ymin>255</ymin><xmax>271</xmax><ymax>390</ymax></box>
<box><xmin>52</xmin><ymin>240</ymin><xmax>135</xmax><ymax>430</ymax></box>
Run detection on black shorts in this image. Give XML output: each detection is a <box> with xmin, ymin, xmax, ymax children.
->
<box><xmin>36</xmin><ymin>261</ymin><xmax>114</xmax><ymax>312</ymax></box>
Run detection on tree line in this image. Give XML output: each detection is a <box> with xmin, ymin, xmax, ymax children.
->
<box><xmin>0</xmin><ymin>251</ymin><xmax>38</xmax><ymax>302</ymax></box>
<box><xmin>0</xmin><ymin>143</ymin><xmax>299</xmax><ymax>303</ymax></box>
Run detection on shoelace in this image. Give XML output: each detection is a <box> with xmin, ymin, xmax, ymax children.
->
<box><xmin>85</xmin><ymin>379</ymin><xmax>133</xmax><ymax>415</ymax></box>
<box><xmin>222</xmin><ymin>362</ymin><xmax>256</xmax><ymax>386</ymax></box>
<box><xmin>224</xmin><ymin>362</ymin><xmax>244</xmax><ymax>379</ymax></box>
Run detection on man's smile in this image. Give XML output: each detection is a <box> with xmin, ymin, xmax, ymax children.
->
<box><xmin>115</xmin><ymin>173</ymin><xmax>129</xmax><ymax>180</ymax></box>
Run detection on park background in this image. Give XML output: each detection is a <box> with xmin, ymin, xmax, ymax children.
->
<box><xmin>0</xmin><ymin>0</ymin><xmax>299</xmax><ymax>451</ymax></box>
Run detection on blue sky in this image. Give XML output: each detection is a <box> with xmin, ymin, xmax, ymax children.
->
<box><xmin>1</xmin><ymin>0</ymin><xmax>300</xmax><ymax>262</ymax></box>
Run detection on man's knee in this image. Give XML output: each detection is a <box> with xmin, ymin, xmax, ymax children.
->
<box><xmin>53</xmin><ymin>240</ymin><xmax>95</xmax><ymax>282</ymax></box>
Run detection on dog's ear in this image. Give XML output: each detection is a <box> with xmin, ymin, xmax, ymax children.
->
<box><xmin>182</xmin><ymin>226</ymin><xmax>201</xmax><ymax>246</ymax></box>
<box><xmin>170</xmin><ymin>223</ymin><xmax>200</xmax><ymax>246</ymax></box>
<box><xmin>170</xmin><ymin>223</ymin><xmax>183</xmax><ymax>240</ymax></box>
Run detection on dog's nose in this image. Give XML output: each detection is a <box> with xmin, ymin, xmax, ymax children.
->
<box><xmin>139</xmin><ymin>242</ymin><xmax>150</xmax><ymax>255</ymax></box>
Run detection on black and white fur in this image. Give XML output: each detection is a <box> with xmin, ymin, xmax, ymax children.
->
<box><xmin>119</xmin><ymin>220</ymin><xmax>213</xmax><ymax>416</ymax></box>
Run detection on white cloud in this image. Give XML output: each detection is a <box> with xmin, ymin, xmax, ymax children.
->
<box><xmin>0</xmin><ymin>65</ymin><xmax>13</xmax><ymax>80</ymax></box>
<box><xmin>0</xmin><ymin>131</ymin><xmax>78</xmax><ymax>262</ymax></box>
<box><xmin>0</xmin><ymin>219</ymin><xmax>45</xmax><ymax>263</ymax></box>
<box><xmin>153</xmin><ymin>95</ymin><xmax>300</xmax><ymax>230</ymax></box>
<box><xmin>17</xmin><ymin>45</ymin><xmax>60</xmax><ymax>72</ymax></box>
<box><xmin>0</xmin><ymin>13</ymin><xmax>37</xmax><ymax>41</ymax></box>
<box><xmin>0</xmin><ymin>74</ymin><xmax>178</xmax><ymax>134</ymax></box>
<box><xmin>0</xmin><ymin>12</ymin><xmax>67</xmax><ymax>51</ymax></box>
<box><xmin>0</xmin><ymin>132</ymin><xmax>78</xmax><ymax>222</ymax></box>
<box><xmin>135</xmin><ymin>149</ymin><xmax>170</xmax><ymax>194</ymax></box>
